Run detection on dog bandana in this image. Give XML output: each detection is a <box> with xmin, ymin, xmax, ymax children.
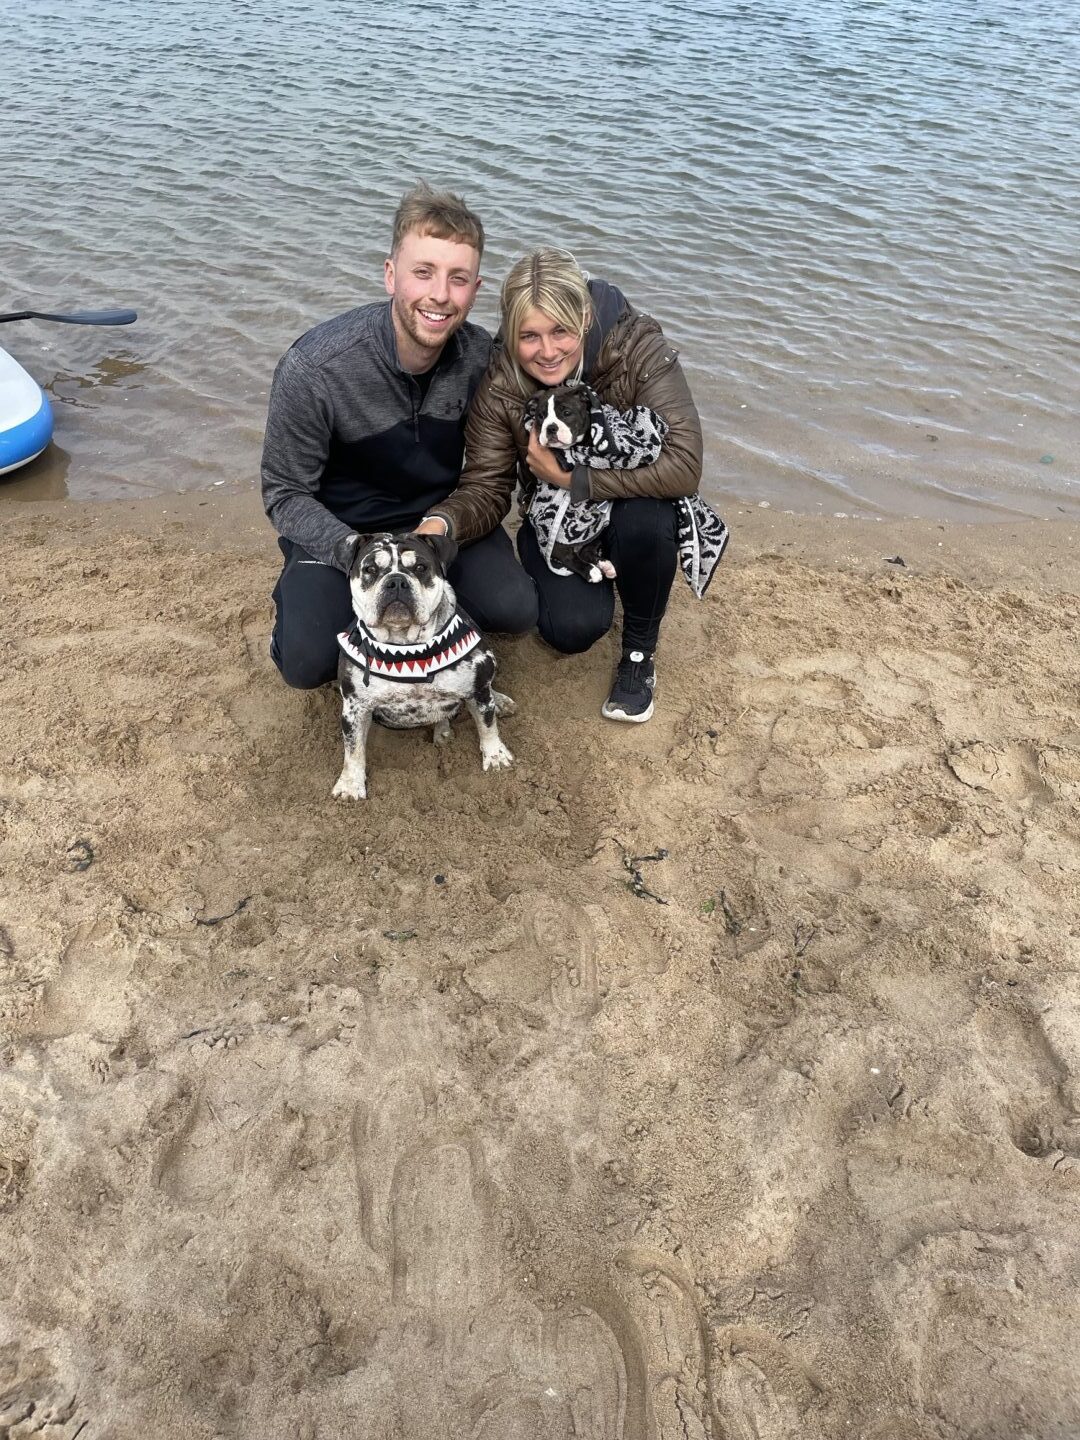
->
<box><xmin>523</xmin><ymin>390</ymin><xmax>729</xmax><ymax>597</ymax></box>
<box><xmin>338</xmin><ymin>608</ymin><xmax>481</xmax><ymax>686</ymax></box>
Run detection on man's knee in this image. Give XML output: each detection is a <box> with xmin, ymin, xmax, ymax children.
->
<box><xmin>272</xmin><ymin>631</ymin><xmax>338</xmax><ymax>690</ymax></box>
<box><xmin>458</xmin><ymin>563</ymin><xmax>539</xmax><ymax>635</ymax></box>
<box><xmin>484</xmin><ymin>579</ymin><xmax>539</xmax><ymax>635</ymax></box>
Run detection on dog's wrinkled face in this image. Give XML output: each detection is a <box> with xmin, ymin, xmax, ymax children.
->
<box><xmin>525</xmin><ymin>384</ymin><xmax>591</xmax><ymax>448</ymax></box>
<box><xmin>349</xmin><ymin>534</ymin><xmax>454</xmax><ymax>640</ymax></box>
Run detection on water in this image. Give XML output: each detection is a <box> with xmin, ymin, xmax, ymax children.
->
<box><xmin>2</xmin><ymin>0</ymin><xmax>1078</xmax><ymax>519</ymax></box>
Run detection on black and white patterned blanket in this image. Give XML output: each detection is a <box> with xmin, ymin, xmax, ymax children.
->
<box><xmin>523</xmin><ymin>387</ymin><xmax>729</xmax><ymax>597</ymax></box>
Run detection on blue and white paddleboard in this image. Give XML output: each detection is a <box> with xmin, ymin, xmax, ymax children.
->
<box><xmin>0</xmin><ymin>345</ymin><xmax>53</xmax><ymax>475</ymax></box>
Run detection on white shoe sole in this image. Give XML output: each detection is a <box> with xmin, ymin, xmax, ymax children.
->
<box><xmin>601</xmin><ymin>697</ymin><xmax>654</xmax><ymax>724</ymax></box>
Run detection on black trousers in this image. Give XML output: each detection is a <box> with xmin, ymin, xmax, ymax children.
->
<box><xmin>517</xmin><ymin>497</ymin><xmax>679</xmax><ymax>655</ymax></box>
<box><xmin>270</xmin><ymin>526</ymin><xmax>539</xmax><ymax>689</ymax></box>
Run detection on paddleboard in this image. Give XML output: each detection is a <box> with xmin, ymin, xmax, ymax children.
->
<box><xmin>0</xmin><ymin>345</ymin><xmax>53</xmax><ymax>475</ymax></box>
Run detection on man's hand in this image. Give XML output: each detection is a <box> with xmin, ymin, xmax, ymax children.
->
<box><xmin>414</xmin><ymin>516</ymin><xmax>449</xmax><ymax>537</ymax></box>
<box><xmin>526</xmin><ymin>431</ymin><xmax>571</xmax><ymax>488</ymax></box>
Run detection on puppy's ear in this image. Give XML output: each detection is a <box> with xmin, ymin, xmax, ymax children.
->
<box><xmin>523</xmin><ymin>394</ymin><xmax>542</xmax><ymax>422</ymax></box>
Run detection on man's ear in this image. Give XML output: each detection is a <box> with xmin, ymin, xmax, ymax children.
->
<box><xmin>384</xmin><ymin>256</ymin><xmax>395</xmax><ymax>296</ymax></box>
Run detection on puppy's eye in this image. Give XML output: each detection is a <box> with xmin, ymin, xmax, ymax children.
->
<box><xmin>413</xmin><ymin>562</ymin><xmax>429</xmax><ymax>577</ymax></box>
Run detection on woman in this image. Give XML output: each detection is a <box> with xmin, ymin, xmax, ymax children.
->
<box><xmin>430</xmin><ymin>248</ymin><xmax>704</xmax><ymax>723</ymax></box>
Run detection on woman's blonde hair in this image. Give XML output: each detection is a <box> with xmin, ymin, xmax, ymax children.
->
<box><xmin>500</xmin><ymin>248</ymin><xmax>592</xmax><ymax>391</ymax></box>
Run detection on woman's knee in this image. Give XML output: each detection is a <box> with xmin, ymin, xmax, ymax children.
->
<box><xmin>608</xmin><ymin>498</ymin><xmax>679</xmax><ymax>562</ymax></box>
<box><xmin>537</xmin><ymin>609</ymin><xmax>611</xmax><ymax>655</ymax></box>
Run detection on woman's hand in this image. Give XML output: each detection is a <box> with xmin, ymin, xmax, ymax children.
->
<box><xmin>526</xmin><ymin>430</ymin><xmax>571</xmax><ymax>488</ymax></box>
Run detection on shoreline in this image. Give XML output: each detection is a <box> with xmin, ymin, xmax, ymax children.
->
<box><xmin>4</xmin><ymin>481</ymin><xmax>1078</xmax><ymax>585</ymax></box>
<box><xmin>2</xmin><ymin>494</ymin><xmax>1079</xmax><ymax>1436</ymax></box>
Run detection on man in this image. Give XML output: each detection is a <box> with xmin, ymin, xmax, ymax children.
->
<box><xmin>261</xmin><ymin>182</ymin><xmax>538</xmax><ymax>688</ymax></box>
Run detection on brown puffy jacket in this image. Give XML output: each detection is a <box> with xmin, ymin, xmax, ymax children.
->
<box><xmin>433</xmin><ymin>297</ymin><xmax>704</xmax><ymax>545</ymax></box>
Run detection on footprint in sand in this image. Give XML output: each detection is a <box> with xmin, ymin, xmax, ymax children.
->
<box><xmin>523</xmin><ymin>895</ymin><xmax>601</xmax><ymax>1019</ymax></box>
<box><xmin>546</xmin><ymin>1305</ymin><xmax>629</xmax><ymax>1439</ymax></box>
<box><xmin>239</xmin><ymin>604</ymin><xmax>272</xmax><ymax>668</ymax></box>
<box><xmin>352</xmin><ymin>1075</ymin><xmax>438</xmax><ymax>1256</ymax></box>
<box><xmin>946</xmin><ymin>740</ymin><xmax>1052</xmax><ymax>808</ymax></box>
<box><xmin>614</xmin><ymin>1246</ymin><xmax>709</xmax><ymax>1440</ymax></box>
<box><xmin>470</xmin><ymin>1392</ymin><xmax>552</xmax><ymax>1440</ymax></box>
<box><xmin>155</xmin><ymin>1070</ymin><xmax>305</xmax><ymax>1209</ymax></box>
<box><xmin>974</xmin><ymin>999</ymin><xmax>1080</xmax><ymax>1168</ymax></box>
<box><xmin>390</xmin><ymin>1138</ymin><xmax>501</xmax><ymax>1311</ymax></box>
<box><xmin>709</xmin><ymin>1327</ymin><xmax>825</xmax><ymax>1440</ymax></box>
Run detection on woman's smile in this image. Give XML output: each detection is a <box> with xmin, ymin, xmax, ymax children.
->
<box><xmin>516</xmin><ymin>306</ymin><xmax>585</xmax><ymax>385</ymax></box>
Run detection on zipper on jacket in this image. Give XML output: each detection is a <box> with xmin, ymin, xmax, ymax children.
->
<box><xmin>410</xmin><ymin>376</ymin><xmax>421</xmax><ymax>441</ymax></box>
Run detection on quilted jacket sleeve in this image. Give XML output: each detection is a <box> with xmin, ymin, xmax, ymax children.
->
<box><xmin>586</xmin><ymin>328</ymin><xmax>703</xmax><ymax>503</ymax></box>
<box><xmin>430</xmin><ymin>370</ymin><xmax>520</xmax><ymax>545</ymax></box>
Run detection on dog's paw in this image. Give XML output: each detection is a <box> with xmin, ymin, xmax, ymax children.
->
<box><xmin>432</xmin><ymin>720</ymin><xmax>454</xmax><ymax>746</ymax></box>
<box><xmin>482</xmin><ymin>742</ymin><xmax>514</xmax><ymax>772</ymax></box>
<box><xmin>598</xmin><ymin>560</ymin><xmax>617</xmax><ymax>579</ymax></box>
<box><xmin>493</xmin><ymin>690</ymin><xmax>516</xmax><ymax>717</ymax></box>
<box><xmin>332</xmin><ymin>774</ymin><xmax>367</xmax><ymax>801</ymax></box>
<box><xmin>587</xmin><ymin>565</ymin><xmax>603</xmax><ymax>583</ymax></box>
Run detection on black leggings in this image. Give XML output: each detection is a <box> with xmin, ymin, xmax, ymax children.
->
<box><xmin>271</xmin><ymin>525</ymin><xmax>538</xmax><ymax>689</ymax></box>
<box><xmin>517</xmin><ymin>497</ymin><xmax>679</xmax><ymax>655</ymax></box>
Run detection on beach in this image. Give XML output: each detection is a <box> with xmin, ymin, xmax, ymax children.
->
<box><xmin>2</xmin><ymin>492</ymin><xmax>1078</xmax><ymax>1437</ymax></box>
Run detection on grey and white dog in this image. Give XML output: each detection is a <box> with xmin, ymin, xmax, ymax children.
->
<box><xmin>332</xmin><ymin>533</ymin><xmax>514</xmax><ymax>801</ymax></box>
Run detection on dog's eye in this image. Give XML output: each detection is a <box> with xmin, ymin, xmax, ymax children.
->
<box><xmin>413</xmin><ymin>562</ymin><xmax>428</xmax><ymax>577</ymax></box>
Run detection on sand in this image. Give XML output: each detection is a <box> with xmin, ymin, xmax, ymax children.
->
<box><xmin>1</xmin><ymin>491</ymin><xmax>1079</xmax><ymax>1440</ymax></box>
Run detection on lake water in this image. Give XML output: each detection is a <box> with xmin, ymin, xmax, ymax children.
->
<box><xmin>3</xmin><ymin>0</ymin><xmax>1078</xmax><ymax>520</ymax></box>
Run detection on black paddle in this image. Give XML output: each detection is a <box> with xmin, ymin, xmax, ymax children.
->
<box><xmin>0</xmin><ymin>308</ymin><xmax>137</xmax><ymax>326</ymax></box>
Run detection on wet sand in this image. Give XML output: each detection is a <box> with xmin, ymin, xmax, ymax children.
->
<box><xmin>1</xmin><ymin>492</ymin><xmax>1079</xmax><ymax>1438</ymax></box>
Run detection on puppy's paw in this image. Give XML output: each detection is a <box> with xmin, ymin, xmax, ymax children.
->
<box><xmin>598</xmin><ymin>560</ymin><xmax>617</xmax><ymax>579</ymax></box>
<box><xmin>332</xmin><ymin>774</ymin><xmax>367</xmax><ymax>801</ymax></box>
<box><xmin>432</xmin><ymin>720</ymin><xmax>454</xmax><ymax>746</ymax></box>
<box><xmin>482</xmin><ymin>741</ymin><xmax>514</xmax><ymax>772</ymax></box>
<box><xmin>587</xmin><ymin>565</ymin><xmax>603</xmax><ymax>583</ymax></box>
<box><xmin>493</xmin><ymin>690</ymin><xmax>516</xmax><ymax>717</ymax></box>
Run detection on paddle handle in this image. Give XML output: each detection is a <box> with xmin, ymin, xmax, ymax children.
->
<box><xmin>0</xmin><ymin>308</ymin><xmax>137</xmax><ymax>326</ymax></box>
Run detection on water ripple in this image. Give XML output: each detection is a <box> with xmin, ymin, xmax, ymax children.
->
<box><xmin>2</xmin><ymin>0</ymin><xmax>1077</xmax><ymax>518</ymax></box>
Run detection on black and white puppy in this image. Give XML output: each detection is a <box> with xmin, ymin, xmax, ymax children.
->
<box><xmin>523</xmin><ymin>384</ymin><xmax>617</xmax><ymax>585</ymax></box>
<box><xmin>527</xmin><ymin>381</ymin><xmax>593</xmax><ymax>451</ymax></box>
<box><xmin>332</xmin><ymin>533</ymin><xmax>514</xmax><ymax>801</ymax></box>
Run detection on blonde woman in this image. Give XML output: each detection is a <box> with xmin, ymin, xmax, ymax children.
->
<box><xmin>429</xmin><ymin>248</ymin><xmax>704</xmax><ymax>722</ymax></box>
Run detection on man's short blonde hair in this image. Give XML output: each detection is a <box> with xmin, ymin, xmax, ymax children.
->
<box><xmin>391</xmin><ymin>180</ymin><xmax>485</xmax><ymax>259</ymax></box>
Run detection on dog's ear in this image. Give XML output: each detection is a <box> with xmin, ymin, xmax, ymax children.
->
<box><xmin>412</xmin><ymin>531</ymin><xmax>458</xmax><ymax>575</ymax></box>
<box><xmin>347</xmin><ymin>532</ymin><xmax>391</xmax><ymax>573</ymax></box>
<box><xmin>523</xmin><ymin>393</ymin><xmax>543</xmax><ymax>422</ymax></box>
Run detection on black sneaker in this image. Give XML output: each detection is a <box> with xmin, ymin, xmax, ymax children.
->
<box><xmin>602</xmin><ymin>650</ymin><xmax>656</xmax><ymax>723</ymax></box>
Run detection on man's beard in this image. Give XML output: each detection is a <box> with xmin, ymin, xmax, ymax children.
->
<box><xmin>393</xmin><ymin>296</ymin><xmax>461</xmax><ymax>354</ymax></box>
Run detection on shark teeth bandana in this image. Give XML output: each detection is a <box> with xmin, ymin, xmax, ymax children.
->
<box><xmin>338</xmin><ymin>608</ymin><xmax>481</xmax><ymax>684</ymax></box>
